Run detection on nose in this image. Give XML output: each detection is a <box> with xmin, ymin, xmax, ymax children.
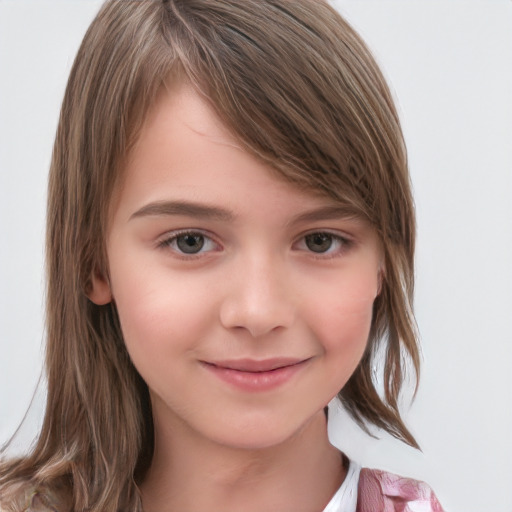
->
<box><xmin>219</xmin><ymin>255</ymin><xmax>296</xmax><ymax>338</ymax></box>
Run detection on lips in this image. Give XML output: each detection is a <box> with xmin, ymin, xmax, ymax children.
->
<box><xmin>201</xmin><ymin>357</ymin><xmax>311</xmax><ymax>392</ymax></box>
<box><xmin>207</xmin><ymin>357</ymin><xmax>309</xmax><ymax>373</ymax></box>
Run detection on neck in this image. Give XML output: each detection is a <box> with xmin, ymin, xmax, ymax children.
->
<box><xmin>140</xmin><ymin>409</ymin><xmax>345</xmax><ymax>512</ymax></box>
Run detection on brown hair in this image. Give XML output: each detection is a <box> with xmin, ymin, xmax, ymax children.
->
<box><xmin>0</xmin><ymin>1</ymin><xmax>419</xmax><ymax>510</ymax></box>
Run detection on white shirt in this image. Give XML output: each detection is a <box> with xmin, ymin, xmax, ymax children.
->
<box><xmin>322</xmin><ymin>459</ymin><xmax>361</xmax><ymax>512</ymax></box>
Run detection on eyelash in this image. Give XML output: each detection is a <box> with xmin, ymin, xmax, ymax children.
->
<box><xmin>157</xmin><ymin>230</ymin><xmax>220</xmax><ymax>258</ymax></box>
<box><xmin>293</xmin><ymin>231</ymin><xmax>353</xmax><ymax>259</ymax></box>
<box><xmin>156</xmin><ymin>230</ymin><xmax>353</xmax><ymax>259</ymax></box>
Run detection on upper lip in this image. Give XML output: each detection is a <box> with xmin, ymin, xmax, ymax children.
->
<box><xmin>205</xmin><ymin>357</ymin><xmax>310</xmax><ymax>373</ymax></box>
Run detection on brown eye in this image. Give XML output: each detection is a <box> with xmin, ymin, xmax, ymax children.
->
<box><xmin>304</xmin><ymin>233</ymin><xmax>333</xmax><ymax>253</ymax></box>
<box><xmin>176</xmin><ymin>234</ymin><xmax>205</xmax><ymax>254</ymax></box>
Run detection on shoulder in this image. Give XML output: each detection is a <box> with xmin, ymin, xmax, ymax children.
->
<box><xmin>356</xmin><ymin>468</ymin><xmax>445</xmax><ymax>512</ymax></box>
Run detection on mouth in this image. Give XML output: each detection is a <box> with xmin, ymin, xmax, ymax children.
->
<box><xmin>200</xmin><ymin>357</ymin><xmax>311</xmax><ymax>392</ymax></box>
<box><xmin>204</xmin><ymin>357</ymin><xmax>310</xmax><ymax>372</ymax></box>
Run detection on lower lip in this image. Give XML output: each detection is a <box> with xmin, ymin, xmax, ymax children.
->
<box><xmin>203</xmin><ymin>361</ymin><xmax>308</xmax><ymax>392</ymax></box>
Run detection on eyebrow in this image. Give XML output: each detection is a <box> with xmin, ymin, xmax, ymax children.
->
<box><xmin>130</xmin><ymin>200</ymin><xmax>360</xmax><ymax>225</ymax></box>
<box><xmin>288</xmin><ymin>205</ymin><xmax>361</xmax><ymax>226</ymax></box>
<box><xmin>130</xmin><ymin>200</ymin><xmax>235</xmax><ymax>222</ymax></box>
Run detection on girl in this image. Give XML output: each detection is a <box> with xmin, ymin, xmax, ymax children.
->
<box><xmin>0</xmin><ymin>1</ymin><xmax>444</xmax><ymax>510</ymax></box>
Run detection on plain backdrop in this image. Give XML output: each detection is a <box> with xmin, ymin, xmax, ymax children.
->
<box><xmin>1</xmin><ymin>1</ymin><xmax>511</xmax><ymax>511</ymax></box>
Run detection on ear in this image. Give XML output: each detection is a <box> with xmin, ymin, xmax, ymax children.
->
<box><xmin>87</xmin><ymin>269</ymin><xmax>112</xmax><ymax>305</ymax></box>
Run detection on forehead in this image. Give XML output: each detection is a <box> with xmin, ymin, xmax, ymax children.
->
<box><xmin>111</xmin><ymin>82</ymin><xmax>368</xmax><ymax>229</ymax></box>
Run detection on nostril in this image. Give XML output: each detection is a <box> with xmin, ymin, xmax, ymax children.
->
<box><xmin>218</xmin><ymin>262</ymin><xmax>295</xmax><ymax>337</ymax></box>
<box><xmin>219</xmin><ymin>295</ymin><xmax>294</xmax><ymax>338</ymax></box>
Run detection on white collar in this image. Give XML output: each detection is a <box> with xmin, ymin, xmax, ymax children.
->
<box><xmin>322</xmin><ymin>458</ymin><xmax>361</xmax><ymax>512</ymax></box>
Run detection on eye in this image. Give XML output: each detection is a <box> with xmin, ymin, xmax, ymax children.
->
<box><xmin>304</xmin><ymin>233</ymin><xmax>335</xmax><ymax>253</ymax></box>
<box><xmin>159</xmin><ymin>231</ymin><xmax>219</xmax><ymax>255</ymax></box>
<box><xmin>296</xmin><ymin>231</ymin><xmax>351</xmax><ymax>256</ymax></box>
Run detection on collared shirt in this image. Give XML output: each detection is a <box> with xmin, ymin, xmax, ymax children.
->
<box><xmin>322</xmin><ymin>458</ymin><xmax>361</xmax><ymax>512</ymax></box>
<box><xmin>322</xmin><ymin>457</ymin><xmax>445</xmax><ymax>512</ymax></box>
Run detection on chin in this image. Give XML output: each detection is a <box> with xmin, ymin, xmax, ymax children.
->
<box><xmin>204</xmin><ymin>411</ymin><xmax>318</xmax><ymax>452</ymax></box>
<box><xmin>216</xmin><ymin>429</ymin><xmax>295</xmax><ymax>451</ymax></box>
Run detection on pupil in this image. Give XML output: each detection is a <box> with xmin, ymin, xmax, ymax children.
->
<box><xmin>177</xmin><ymin>234</ymin><xmax>204</xmax><ymax>254</ymax></box>
<box><xmin>305</xmin><ymin>233</ymin><xmax>332</xmax><ymax>253</ymax></box>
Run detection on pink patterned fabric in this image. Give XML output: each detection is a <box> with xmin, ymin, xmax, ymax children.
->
<box><xmin>356</xmin><ymin>468</ymin><xmax>445</xmax><ymax>512</ymax></box>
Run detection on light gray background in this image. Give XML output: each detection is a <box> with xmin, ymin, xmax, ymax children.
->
<box><xmin>1</xmin><ymin>1</ymin><xmax>511</xmax><ymax>511</ymax></box>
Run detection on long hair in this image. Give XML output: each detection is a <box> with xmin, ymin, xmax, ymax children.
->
<box><xmin>0</xmin><ymin>1</ymin><xmax>418</xmax><ymax>510</ymax></box>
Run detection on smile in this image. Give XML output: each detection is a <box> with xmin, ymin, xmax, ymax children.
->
<box><xmin>201</xmin><ymin>358</ymin><xmax>311</xmax><ymax>392</ymax></box>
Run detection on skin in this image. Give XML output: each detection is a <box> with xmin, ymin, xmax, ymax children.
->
<box><xmin>90</xmin><ymin>82</ymin><xmax>383</xmax><ymax>512</ymax></box>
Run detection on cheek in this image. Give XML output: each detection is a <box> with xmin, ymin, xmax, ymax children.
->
<box><xmin>108</xmin><ymin>258</ymin><xmax>210</xmax><ymax>363</ymax></box>
<box><xmin>309</xmin><ymin>271</ymin><xmax>378</xmax><ymax>366</ymax></box>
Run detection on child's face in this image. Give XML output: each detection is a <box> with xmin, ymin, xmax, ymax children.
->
<box><xmin>90</xmin><ymin>83</ymin><xmax>382</xmax><ymax>450</ymax></box>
